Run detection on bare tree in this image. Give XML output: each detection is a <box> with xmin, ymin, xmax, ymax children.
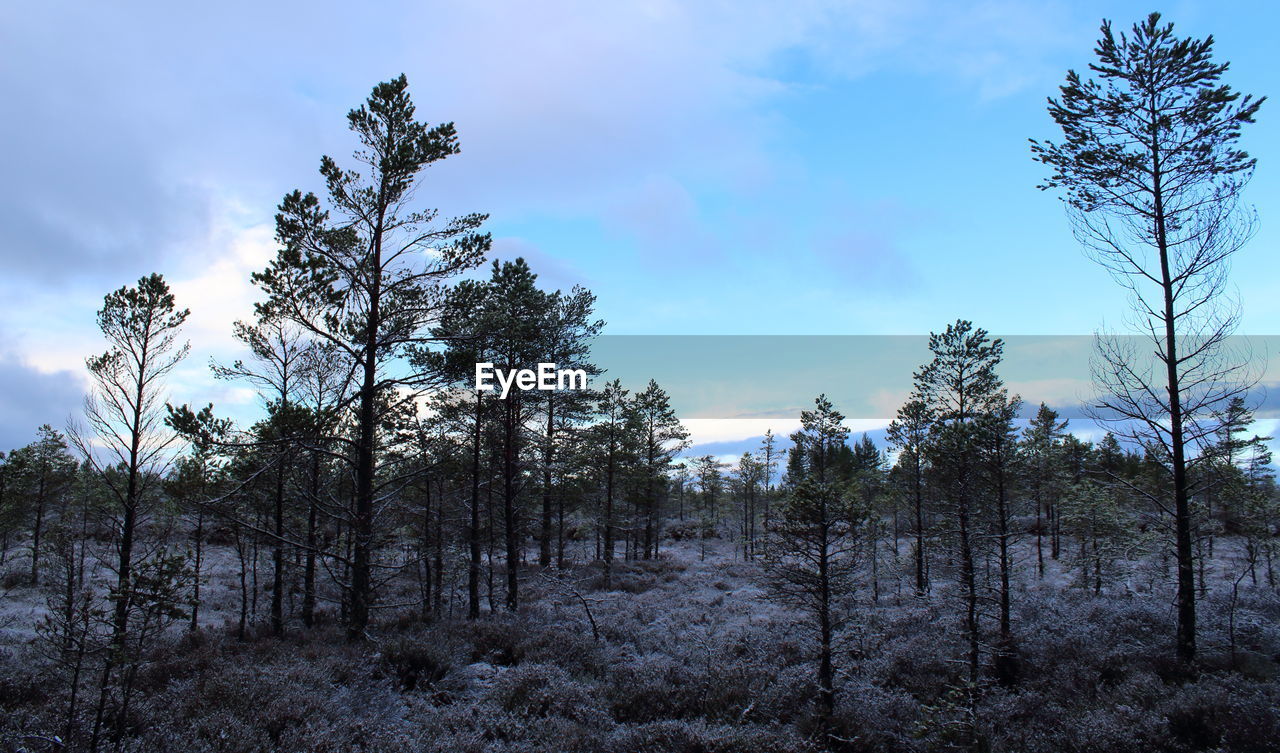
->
<box><xmin>1032</xmin><ymin>12</ymin><xmax>1264</xmax><ymax>663</ymax></box>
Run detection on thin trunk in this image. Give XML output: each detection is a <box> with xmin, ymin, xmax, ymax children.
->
<box><xmin>1035</xmin><ymin>479</ymin><xmax>1045</xmax><ymax>578</ymax></box>
<box><xmin>432</xmin><ymin>480</ymin><xmax>444</xmax><ymax>617</ymax></box>
<box><xmin>348</xmin><ymin>197</ymin><xmax>385</xmax><ymax>642</ymax></box>
<box><xmin>94</xmin><ymin>355</ymin><xmax>149</xmax><ymax>753</ymax></box>
<box><xmin>539</xmin><ymin>397</ymin><xmax>554</xmax><ymax>568</ymax></box>
<box><xmin>603</xmin><ymin>435</ymin><xmax>616</xmax><ymax>587</ymax></box>
<box><xmin>30</xmin><ymin>475</ymin><xmax>46</xmax><ymax>586</ymax></box>
<box><xmin>251</xmin><ymin>524</ymin><xmax>260</xmax><ymax>623</ymax></box>
<box><xmin>271</xmin><ymin>449</ymin><xmax>286</xmax><ymax>637</ymax></box>
<box><xmin>302</xmin><ymin>452</ymin><xmax>319</xmax><ymax>627</ymax></box>
<box><xmin>503</xmin><ymin>399</ymin><xmax>519</xmax><ymax>612</ymax></box>
<box><xmin>421</xmin><ymin>479</ymin><xmax>433</xmax><ymax>620</ymax></box>
<box><xmin>486</xmin><ymin>475</ymin><xmax>497</xmax><ymax>613</ymax></box>
<box><xmin>817</xmin><ymin>497</ymin><xmax>835</xmax><ymax>722</ymax></box>
<box><xmin>236</xmin><ymin>532</ymin><xmax>249</xmax><ymax>641</ymax></box>
<box><xmin>1154</xmin><ymin>152</ymin><xmax>1196</xmax><ymax>664</ymax></box>
<box><xmin>996</xmin><ymin>460</ymin><xmax>1012</xmax><ymax>640</ymax></box>
<box><xmin>913</xmin><ymin>454</ymin><xmax>927</xmax><ymax>596</ymax></box>
<box><xmin>190</xmin><ymin>509</ymin><xmax>204</xmax><ymax>631</ymax></box>
<box><xmin>556</xmin><ymin>489</ymin><xmax>567</xmax><ymax>569</ymax></box>
<box><xmin>871</xmin><ymin>521</ymin><xmax>880</xmax><ymax>603</ymax></box>
<box><xmin>959</xmin><ymin>489</ymin><xmax>979</xmax><ymax>686</ymax></box>
<box><xmin>468</xmin><ymin>390</ymin><xmax>483</xmax><ymax>619</ymax></box>
<box><xmin>1050</xmin><ymin>500</ymin><xmax>1060</xmax><ymax>560</ymax></box>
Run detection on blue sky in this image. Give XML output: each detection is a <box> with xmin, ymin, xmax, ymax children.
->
<box><xmin>1</xmin><ymin>1</ymin><xmax>1277</xmax><ymax>452</ymax></box>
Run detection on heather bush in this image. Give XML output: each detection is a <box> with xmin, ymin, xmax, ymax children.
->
<box><xmin>3</xmin><ymin>536</ymin><xmax>1280</xmax><ymax>753</ymax></box>
<box><xmin>484</xmin><ymin>663</ymin><xmax>610</xmax><ymax>726</ymax></box>
<box><xmin>602</xmin><ymin>719</ymin><xmax>818</xmax><ymax>753</ymax></box>
<box><xmin>381</xmin><ymin>635</ymin><xmax>453</xmax><ymax>692</ymax></box>
<box><xmin>461</xmin><ymin>615</ymin><xmax>528</xmax><ymax>666</ymax></box>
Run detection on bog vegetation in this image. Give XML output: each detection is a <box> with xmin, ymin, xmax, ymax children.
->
<box><xmin>1</xmin><ymin>13</ymin><xmax>1277</xmax><ymax>753</ymax></box>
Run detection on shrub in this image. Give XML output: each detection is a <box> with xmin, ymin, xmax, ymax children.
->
<box><xmin>382</xmin><ymin>636</ymin><xmax>452</xmax><ymax>692</ymax></box>
<box><xmin>464</xmin><ymin>616</ymin><xmax>527</xmax><ymax>666</ymax></box>
<box><xmin>485</xmin><ymin>663</ymin><xmax>609</xmax><ymax>726</ymax></box>
<box><xmin>608</xmin><ymin>654</ymin><xmax>704</xmax><ymax>723</ymax></box>
<box><xmin>603</xmin><ymin>720</ymin><xmax>818</xmax><ymax>753</ymax></box>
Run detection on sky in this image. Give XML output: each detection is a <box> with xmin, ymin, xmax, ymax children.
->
<box><xmin>1</xmin><ymin>0</ymin><xmax>1278</xmax><ymax>455</ymax></box>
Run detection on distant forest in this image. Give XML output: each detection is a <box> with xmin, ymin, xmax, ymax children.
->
<box><xmin>2</xmin><ymin>12</ymin><xmax>1277</xmax><ymax>753</ymax></box>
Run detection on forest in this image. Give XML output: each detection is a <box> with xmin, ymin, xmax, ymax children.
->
<box><xmin>1</xmin><ymin>11</ymin><xmax>1279</xmax><ymax>753</ymax></box>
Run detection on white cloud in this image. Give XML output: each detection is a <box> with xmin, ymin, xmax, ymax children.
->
<box><xmin>680</xmin><ymin>416</ymin><xmax>890</xmax><ymax>447</ymax></box>
<box><xmin>681</xmin><ymin>418</ymin><xmax>802</xmax><ymax>446</ymax></box>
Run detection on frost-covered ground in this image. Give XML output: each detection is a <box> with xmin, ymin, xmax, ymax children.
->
<box><xmin>2</xmin><ymin>532</ymin><xmax>1279</xmax><ymax>752</ymax></box>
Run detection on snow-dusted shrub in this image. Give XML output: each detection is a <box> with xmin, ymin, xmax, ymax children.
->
<box><xmin>484</xmin><ymin>662</ymin><xmax>609</xmax><ymax>727</ymax></box>
<box><xmin>608</xmin><ymin>653</ymin><xmax>705</xmax><ymax>722</ymax></box>
<box><xmin>603</xmin><ymin>720</ymin><xmax>818</xmax><ymax>753</ymax></box>
<box><xmin>855</xmin><ymin>611</ymin><xmax>963</xmax><ymax>699</ymax></box>
<box><xmin>414</xmin><ymin>699</ymin><xmax>606</xmax><ymax>753</ymax></box>
<box><xmin>609</xmin><ymin>570</ymin><xmax>662</xmax><ymax>594</ymax></box>
<box><xmin>826</xmin><ymin>680</ymin><xmax>921</xmax><ymax>753</ymax></box>
<box><xmin>748</xmin><ymin>663</ymin><xmax>815</xmax><ymax>725</ymax></box>
<box><xmin>1</xmin><ymin>569</ymin><xmax>26</xmax><ymax>589</ymax></box>
<box><xmin>974</xmin><ymin>684</ymin><xmax>1162</xmax><ymax>753</ymax></box>
<box><xmin>381</xmin><ymin>635</ymin><xmax>453</xmax><ymax>691</ymax></box>
<box><xmin>1012</xmin><ymin>591</ymin><xmax>1168</xmax><ymax>691</ymax></box>
<box><xmin>1161</xmin><ymin>674</ymin><xmax>1280</xmax><ymax>753</ymax></box>
<box><xmin>462</xmin><ymin>615</ymin><xmax>528</xmax><ymax>666</ymax></box>
<box><xmin>514</xmin><ymin>620</ymin><xmax>609</xmax><ymax>678</ymax></box>
<box><xmin>0</xmin><ymin>649</ymin><xmax>48</xmax><ymax>707</ymax></box>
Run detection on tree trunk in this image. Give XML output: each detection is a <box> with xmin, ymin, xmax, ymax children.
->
<box><xmin>603</xmin><ymin>441</ymin><xmax>616</xmax><ymax>587</ymax></box>
<box><xmin>468</xmin><ymin>390</ymin><xmax>483</xmax><ymax>620</ymax></box>
<box><xmin>503</xmin><ymin>398</ymin><xmax>520</xmax><ymax>612</ymax></box>
<box><xmin>539</xmin><ymin>398</ymin><xmax>554</xmax><ymax>568</ymax></box>
<box><xmin>959</xmin><ymin>488</ymin><xmax>979</xmax><ymax>686</ymax></box>
<box><xmin>190</xmin><ymin>509</ymin><xmax>204</xmax><ymax>631</ymax></box>
<box><xmin>272</xmin><ymin>450</ymin><xmax>286</xmax><ymax>637</ymax></box>
<box><xmin>1152</xmin><ymin>145</ymin><xmax>1197</xmax><ymax>664</ymax></box>
<box><xmin>817</xmin><ymin>498</ymin><xmax>835</xmax><ymax>722</ymax></box>
<box><xmin>303</xmin><ymin>452</ymin><xmax>318</xmax><ymax>628</ymax></box>
<box><xmin>914</xmin><ymin>456</ymin><xmax>927</xmax><ymax>596</ymax></box>
<box><xmin>30</xmin><ymin>473</ymin><xmax>46</xmax><ymax>586</ymax></box>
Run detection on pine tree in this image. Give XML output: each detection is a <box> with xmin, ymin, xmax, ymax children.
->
<box><xmin>1023</xmin><ymin>403</ymin><xmax>1068</xmax><ymax>578</ymax></box>
<box><xmin>735</xmin><ymin>452</ymin><xmax>765</xmax><ymax>558</ymax></box>
<box><xmin>1032</xmin><ymin>12</ymin><xmax>1265</xmax><ymax>663</ymax></box>
<box><xmin>534</xmin><ymin>284</ymin><xmax>602</xmax><ymax>568</ymax></box>
<box><xmin>762</xmin><ymin>394</ymin><xmax>854</xmax><ymax>724</ymax></box>
<box><xmin>591</xmin><ymin>380</ymin><xmax>633</xmax><ymax>586</ymax></box>
<box><xmin>485</xmin><ymin>259</ymin><xmax>550</xmax><ymax>611</ymax></box>
<box><xmin>10</xmin><ymin>425</ymin><xmax>78</xmax><ymax>586</ymax></box>
<box><xmin>977</xmin><ymin>393</ymin><xmax>1022</xmax><ymax>680</ymax></box>
<box><xmin>1061</xmin><ymin>479</ymin><xmax>1133</xmax><ymax>595</ymax></box>
<box><xmin>210</xmin><ymin>315</ymin><xmax>311</xmax><ymax>637</ymax></box>
<box><xmin>71</xmin><ymin>273</ymin><xmax>190</xmax><ymax>750</ymax></box>
<box><xmin>693</xmin><ymin>454</ymin><xmax>726</xmax><ymax>561</ymax></box>
<box><xmin>888</xmin><ymin>397</ymin><xmax>933</xmax><ymax>596</ymax></box>
<box><xmin>760</xmin><ymin>430</ymin><xmax>779</xmax><ymax>532</ymax></box>
<box><xmin>915</xmin><ymin>320</ymin><xmax>1006</xmax><ymax>686</ymax></box>
<box><xmin>253</xmin><ymin>76</ymin><xmax>489</xmax><ymax>639</ymax></box>
<box><xmin>630</xmin><ymin>380</ymin><xmax>689</xmax><ymax>560</ymax></box>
